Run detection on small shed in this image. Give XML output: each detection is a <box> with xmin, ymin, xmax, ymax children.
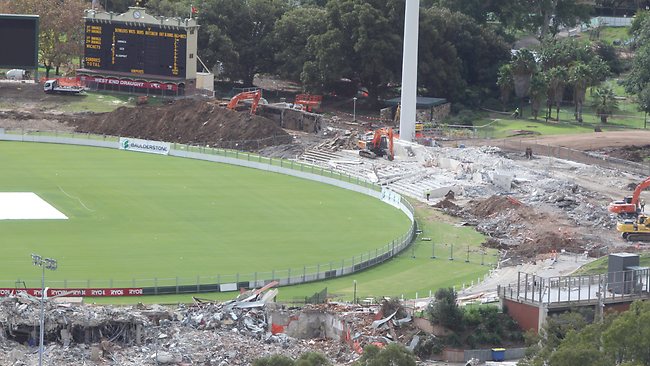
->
<box><xmin>384</xmin><ymin>96</ymin><xmax>450</xmax><ymax>122</ymax></box>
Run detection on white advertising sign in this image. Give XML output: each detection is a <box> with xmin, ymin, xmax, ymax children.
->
<box><xmin>119</xmin><ymin>137</ymin><xmax>170</xmax><ymax>155</ymax></box>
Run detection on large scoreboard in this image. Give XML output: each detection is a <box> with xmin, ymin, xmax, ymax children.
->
<box><xmin>0</xmin><ymin>14</ymin><xmax>39</xmax><ymax>69</ymax></box>
<box><xmin>84</xmin><ymin>20</ymin><xmax>187</xmax><ymax>78</ymax></box>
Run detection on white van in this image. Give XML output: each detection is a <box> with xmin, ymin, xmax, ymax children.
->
<box><xmin>6</xmin><ymin>69</ymin><xmax>26</xmax><ymax>80</ymax></box>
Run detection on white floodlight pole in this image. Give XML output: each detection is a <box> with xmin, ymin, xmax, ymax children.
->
<box><xmin>31</xmin><ymin>254</ymin><xmax>57</xmax><ymax>366</ymax></box>
<box><xmin>399</xmin><ymin>0</ymin><xmax>420</xmax><ymax>143</ymax></box>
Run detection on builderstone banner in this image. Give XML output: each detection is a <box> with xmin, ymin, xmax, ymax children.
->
<box><xmin>119</xmin><ymin>137</ymin><xmax>170</xmax><ymax>155</ymax></box>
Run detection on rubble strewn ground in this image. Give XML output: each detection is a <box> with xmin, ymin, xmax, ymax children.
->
<box><xmin>3</xmin><ymin>81</ymin><xmax>650</xmax><ymax>364</ymax></box>
<box><xmin>0</xmin><ymin>289</ymin><xmax>428</xmax><ymax>366</ymax></box>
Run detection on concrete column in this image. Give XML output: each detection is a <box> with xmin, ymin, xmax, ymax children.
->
<box><xmin>399</xmin><ymin>0</ymin><xmax>420</xmax><ymax>143</ymax></box>
<box><xmin>538</xmin><ymin>303</ymin><xmax>548</xmax><ymax>333</ymax></box>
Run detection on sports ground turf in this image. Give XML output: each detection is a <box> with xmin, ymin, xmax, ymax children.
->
<box><xmin>0</xmin><ymin>142</ymin><xmax>411</xmax><ymax>288</ymax></box>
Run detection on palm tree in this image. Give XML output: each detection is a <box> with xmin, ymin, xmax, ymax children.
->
<box><xmin>529</xmin><ymin>72</ymin><xmax>547</xmax><ymax>120</ymax></box>
<box><xmin>592</xmin><ymin>85</ymin><xmax>619</xmax><ymax>124</ymax></box>
<box><xmin>496</xmin><ymin>64</ymin><xmax>513</xmax><ymax>112</ymax></box>
<box><xmin>510</xmin><ymin>49</ymin><xmax>537</xmax><ymax>118</ymax></box>
<box><xmin>569</xmin><ymin>62</ymin><xmax>591</xmax><ymax>123</ymax></box>
<box><xmin>545</xmin><ymin>66</ymin><xmax>567</xmax><ymax>121</ymax></box>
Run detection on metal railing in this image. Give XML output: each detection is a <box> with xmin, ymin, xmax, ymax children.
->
<box><xmin>0</xmin><ymin>130</ymin><xmax>416</xmax><ymax>294</ymax></box>
<box><xmin>499</xmin><ymin>269</ymin><xmax>650</xmax><ymax>308</ymax></box>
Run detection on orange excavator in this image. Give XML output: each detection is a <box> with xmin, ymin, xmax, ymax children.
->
<box><xmin>608</xmin><ymin>177</ymin><xmax>650</xmax><ymax>217</ymax></box>
<box><xmin>227</xmin><ymin>89</ymin><xmax>262</xmax><ymax>115</ymax></box>
<box><xmin>358</xmin><ymin>127</ymin><xmax>394</xmax><ymax>161</ymax></box>
<box><xmin>294</xmin><ymin>94</ymin><xmax>322</xmax><ymax>112</ymax></box>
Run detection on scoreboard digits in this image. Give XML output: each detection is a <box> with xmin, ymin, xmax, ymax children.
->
<box><xmin>84</xmin><ymin>20</ymin><xmax>187</xmax><ymax>78</ymax></box>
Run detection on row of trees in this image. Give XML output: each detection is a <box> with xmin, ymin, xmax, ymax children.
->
<box><xmin>521</xmin><ymin>301</ymin><xmax>650</xmax><ymax>366</ymax></box>
<box><xmin>3</xmin><ymin>0</ymin><xmax>643</xmax><ymax>114</ymax></box>
<box><xmin>134</xmin><ymin>0</ymin><xmax>606</xmax><ymax>104</ymax></box>
<box><xmin>497</xmin><ymin>38</ymin><xmax>618</xmax><ymax>122</ymax></box>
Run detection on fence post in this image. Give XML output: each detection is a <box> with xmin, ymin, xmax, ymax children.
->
<box><xmin>317</xmin><ymin>264</ymin><xmax>320</xmax><ymax>280</ymax></box>
<box><xmin>288</xmin><ymin>268</ymin><xmax>291</xmax><ymax>284</ymax></box>
<box><xmin>176</xmin><ymin>277</ymin><xmax>179</xmax><ymax>294</ymax></box>
<box><xmin>197</xmin><ymin>276</ymin><xmax>200</xmax><ymax>293</ymax></box>
<box><xmin>154</xmin><ymin>278</ymin><xmax>158</xmax><ymax>295</ymax></box>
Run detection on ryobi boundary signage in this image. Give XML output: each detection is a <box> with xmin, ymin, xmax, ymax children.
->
<box><xmin>119</xmin><ymin>137</ymin><xmax>170</xmax><ymax>155</ymax></box>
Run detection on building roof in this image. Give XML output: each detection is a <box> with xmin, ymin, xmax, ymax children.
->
<box><xmin>384</xmin><ymin>97</ymin><xmax>448</xmax><ymax>108</ymax></box>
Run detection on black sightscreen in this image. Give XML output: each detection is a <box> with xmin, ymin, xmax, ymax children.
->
<box><xmin>0</xmin><ymin>15</ymin><xmax>39</xmax><ymax>68</ymax></box>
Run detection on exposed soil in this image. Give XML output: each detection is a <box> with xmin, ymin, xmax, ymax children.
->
<box><xmin>74</xmin><ymin>98</ymin><xmax>291</xmax><ymax>149</ymax></box>
<box><xmin>598</xmin><ymin>144</ymin><xmax>650</xmax><ymax>162</ymax></box>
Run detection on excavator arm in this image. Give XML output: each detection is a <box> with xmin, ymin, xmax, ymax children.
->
<box><xmin>226</xmin><ymin>90</ymin><xmax>262</xmax><ymax>114</ymax></box>
<box><xmin>609</xmin><ymin>176</ymin><xmax>650</xmax><ymax>215</ymax></box>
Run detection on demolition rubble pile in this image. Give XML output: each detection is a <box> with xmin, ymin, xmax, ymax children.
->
<box><xmin>0</xmin><ymin>288</ymin><xmax>429</xmax><ymax>366</ymax></box>
<box><xmin>299</xmin><ymin>142</ymin><xmax>623</xmax><ymax>260</ymax></box>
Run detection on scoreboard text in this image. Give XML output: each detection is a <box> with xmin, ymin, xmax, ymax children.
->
<box><xmin>84</xmin><ymin>20</ymin><xmax>187</xmax><ymax>77</ymax></box>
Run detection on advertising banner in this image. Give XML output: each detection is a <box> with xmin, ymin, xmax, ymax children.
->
<box><xmin>80</xmin><ymin>75</ymin><xmax>179</xmax><ymax>91</ymax></box>
<box><xmin>119</xmin><ymin>137</ymin><xmax>170</xmax><ymax>155</ymax></box>
<box><xmin>0</xmin><ymin>288</ymin><xmax>144</xmax><ymax>297</ymax></box>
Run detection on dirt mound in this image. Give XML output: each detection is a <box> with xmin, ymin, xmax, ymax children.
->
<box><xmin>514</xmin><ymin>228</ymin><xmax>583</xmax><ymax>259</ymax></box>
<box><xmin>599</xmin><ymin>145</ymin><xmax>650</xmax><ymax>163</ymax></box>
<box><xmin>73</xmin><ymin>98</ymin><xmax>291</xmax><ymax>150</ymax></box>
<box><xmin>468</xmin><ymin>196</ymin><xmax>521</xmax><ymax>217</ymax></box>
<box><xmin>467</xmin><ymin>196</ymin><xmax>591</xmax><ymax>261</ymax></box>
<box><xmin>433</xmin><ymin>197</ymin><xmax>460</xmax><ymax>210</ymax></box>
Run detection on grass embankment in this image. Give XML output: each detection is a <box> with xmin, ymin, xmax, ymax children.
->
<box><xmin>573</xmin><ymin>253</ymin><xmax>650</xmax><ymax>275</ymax></box>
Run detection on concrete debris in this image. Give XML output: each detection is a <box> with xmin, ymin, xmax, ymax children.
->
<box><xmin>0</xmin><ymin>288</ymin><xmax>429</xmax><ymax>365</ymax></box>
<box><xmin>297</xmin><ymin>141</ymin><xmax>628</xmax><ymax>263</ymax></box>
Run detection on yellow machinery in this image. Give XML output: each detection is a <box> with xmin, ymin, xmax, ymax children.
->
<box><xmin>617</xmin><ymin>214</ymin><xmax>650</xmax><ymax>241</ymax></box>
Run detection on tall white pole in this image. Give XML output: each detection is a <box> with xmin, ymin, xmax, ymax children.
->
<box><xmin>39</xmin><ymin>265</ymin><xmax>45</xmax><ymax>366</ymax></box>
<box><xmin>399</xmin><ymin>0</ymin><xmax>420</xmax><ymax>143</ymax></box>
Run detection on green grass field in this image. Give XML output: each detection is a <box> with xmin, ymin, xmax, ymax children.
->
<box><xmin>90</xmin><ymin>206</ymin><xmax>494</xmax><ymax>304</ymax></box>
<box><xmin>0</xmin><ymin>142</ymin><xmax>410</xmax><ymax>288</ymax></box>
<box><xmin>0</xmin><ymin>141</ymin><xmax>496</xmax><ymax>304</ymax></box>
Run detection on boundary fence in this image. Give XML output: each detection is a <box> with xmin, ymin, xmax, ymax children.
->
<box><xmin>0</xmin><ymin>130</ymin><xmax>416</xmax><ymax>295</ymax></box>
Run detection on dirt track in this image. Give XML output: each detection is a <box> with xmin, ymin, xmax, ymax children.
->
<box><xmin>504</xmin><ymin>130</ymin><xmax>650</xmax><ymax>150</ymax></box>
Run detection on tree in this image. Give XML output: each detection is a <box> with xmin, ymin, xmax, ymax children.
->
<box><xmin>510</xmin><ymin>49</ymin><xmax>537</xmax><ymax>118</ymax></box>
<box><xmin>636</xmin><ymin>85</ymin><xmax>650</xmax><ymax>129</ymax></box>
<box><xmin>592</xmin><ymin>85</ymin><xmax>619</xmax><ymax>123</ymax></box>
<box><xmin>254</xmin><ymin>352</ymin><xmax>331</xmax><ymax>366</ymax></box>
<box><xmin>295</xmin><ymin>352</ymin><xmax>331</xmax><ymax>366</ymax></box>
<box><xmin>271</xmin><ymin>6</ymin><xmax>328</xmax><ymax>81</ymax></box>
<box><xmin>253</xmin><ymin>355</ymin><xmax>296</xmax><ymax>366</ymax></box>
<box><xmin>0</xmin><ymin>0</ymin><xmax>88</xmax><ymax>78</ymax></box>
<box><xmin>569</xmin><ymin>62</ymin><xmax>591</xmax><ymax>122</ymax></box>
<box><xmin>354</xmin><ymin>343</ymin><xmax>416</xmax><ymax>366</ymax></box>
<box><xmin>601</xmin><ymin>301</ymin><xmax>650</xmax><ymax>365</ymax></box>
<box><xmin>302</xmin><ymin>0</ymin><xmax>403</xmax><ymax>102</ymax></box>
<box><xmin>195</xmin><ymin>0</ymin><xmax>289</xmax><ymax>86</ymax></box>
<box><xmin>523</xmin><ymin>301</ymin><xmax>650</xmax><ymax>366</ymax></box>
<box><xmin>426</xmin><ymin>288</ymin><xmax>463</xmax><ymax>330</ymax></box>
<box><xmin>417</xmin><ymin>7</ymin><xmax>510</xmax><ymax>104</ymax></box>
<box><xmin>529</xmin><ymin>72</ymin><xmax>548</xmax><ymax>120</ymax></box>
<box><xmin>497</xmin><ymin>64</ymin><xmax>514</xmax><ymax>111</ymax></box>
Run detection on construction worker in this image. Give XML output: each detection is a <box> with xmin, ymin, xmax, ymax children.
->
<box><xmin>641</xmin><ymin>199</ymin><xmax>645</xmax><ymax>212</ymax></box>
<box><xmin>513</xmin><ymin>107</ymin><xmax>520</xmax><ymax>119</ymax></box>
<box><xmin>426</xmin><ymin>190</ymin><xmax>431</xmax><ymax>201</ymax></box>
